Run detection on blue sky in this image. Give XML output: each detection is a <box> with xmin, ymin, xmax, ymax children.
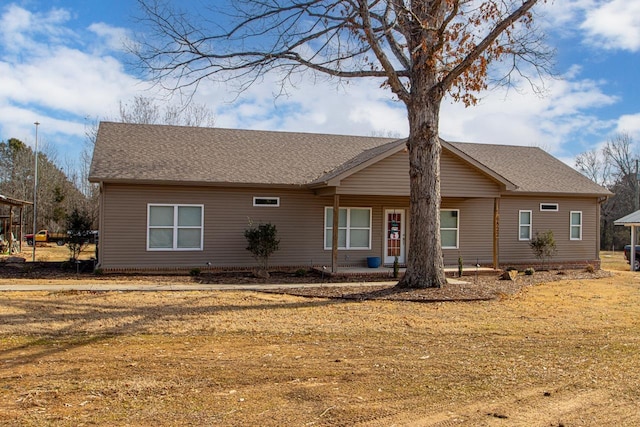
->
<box><xmin>1</xmin><ymin>1</ymin><xmax>639</xmax><ymax>173</ymax></box>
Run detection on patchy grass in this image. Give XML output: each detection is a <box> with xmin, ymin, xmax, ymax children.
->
<box><xmin>10</xmin><ymin>243</ymin><xmax>97</xmax><ymax>262</ymax></box>
<box><xmin>0</xmin><ymin>252</ymin><xmax>638</xmax><ymax>426</ymax></box>
<box><xmin>600</xmin><ymin>249</ymin><xmax>631</xmax><ymax>271</ymax></box>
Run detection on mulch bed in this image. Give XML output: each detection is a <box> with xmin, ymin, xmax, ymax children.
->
<box><xmin>262</xmin><ymin>269</ymin><xmax>613</xmax><ymax>301</ymax></box>
<box><xmin>0</xmin><ymin>262</ymin><xmax>613</xmax><ymax>302</ymax></box>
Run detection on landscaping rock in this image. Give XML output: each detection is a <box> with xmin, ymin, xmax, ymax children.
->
<box><xmin>501</xmin><ymin>269</ymin><xmax>518</xmax><ymax>281</ymax></box>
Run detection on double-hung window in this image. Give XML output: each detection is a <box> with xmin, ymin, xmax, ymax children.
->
<box><xmin>148</xmin><ymin>204</ymin><xmax>204</xmax><ymax>250</ymax></box>
<box><xmin>519</xmin><ymin>210</ymin><xmax>532</xmax><ymax>240</ymax></box>
<box><xmin>324</xmin><ymin>207</ymin><xmax>371</xmax><ymax>249</ymax></box>
<box><xmin>440</xmin><ymin>210</ymin><xmax>459</xmax><ymax>249</ymax></box>
<box><xmin>570</xmin><ymin>211</ymin><xmax>582</xmax><ymax>240</ymax></box>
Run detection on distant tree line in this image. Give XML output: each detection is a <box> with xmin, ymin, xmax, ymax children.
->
<box><xmin>0</xmin><ymin>137</ymin><xmax>91</xmax><ymax>234</ymax></box>
<box><xmin>2</xmin><ymin>96</ymin><xmax>214</xmax><ymax>238</ymax></box>
<box><xmin>575</xmin><ymin>132</ymin><xmax>639</xmax><ymax>250</ymax></box>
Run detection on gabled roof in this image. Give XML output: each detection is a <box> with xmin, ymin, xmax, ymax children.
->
<box><xmin>89</xmin><ymin>122</ymin><xmax>394</xmax><ymax>186</ymax></box>
<box><xmin>90</xmin><ymin>121</ymin><xmax>611</xmax><ymax>197</ymax></box>
<box><xmin>447</xmin><ymin>142</ymin><xmax>611</xmax><ymax>196</ymax></box>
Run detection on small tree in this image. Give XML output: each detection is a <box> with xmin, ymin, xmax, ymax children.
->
<box><xmin>530</xmin><ymin>230</ymin><xmax>557</xmax><ymax>270</ymax></box>
<box><xmin>66</xmin><ymin>207</ymin><xmax>93</xmax><ymax>261</ymax></box>
<box><xmin>244</xmin><ymin>222</ymin><xmax>280</xmax><ymax>277</ymax></box>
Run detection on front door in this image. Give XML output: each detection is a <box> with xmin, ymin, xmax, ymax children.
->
<box><xmin>384</xmin><ymin>209</ymin><xmax>405</xmax><ymax>265</ymax></box>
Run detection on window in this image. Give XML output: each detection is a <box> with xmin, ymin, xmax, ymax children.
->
<box><xmin>440</xmin><ymin>210</ymin><xmax>459</xmax><ymax>249</ymax></box>
<box><xmin>324</xmin><ymin>207</ymin><xmax>371</xmax><ymax>249</ymax></box>
<box><xmin>540</xmin><ymin>203</ymin><xmax>559</xmax><ymax>212</ymax></box>
<box><xmin>148</xmin><ymin>204</ymin><xmax>203</xmax><ymax>250</ymax></box>
<box><xmin>570</xmin><ymin>211</ymin><xmax>582</xmax><ymax>240</ymax></box>
<box><xmin>253</xmin><ymin>197</ymin><xmax>280</xmax><ymax>207</ymax></box>
<box><xmin>519</xmin><ymin>210</ymin><xmax>532</xmax><ymax>241</ymax></box>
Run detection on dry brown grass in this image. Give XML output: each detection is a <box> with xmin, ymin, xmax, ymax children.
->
<box><xmin>10</xmin><ymin>243</ymin><xmax>97</xmax><ymax>262</ymax></box>
<box><xmin>0</xmin><ymin>252</ymin><xmax>639</xmax><ymax>426</ymax></box>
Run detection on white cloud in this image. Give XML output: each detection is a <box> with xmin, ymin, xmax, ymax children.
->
<box><xmin>88</xmin><ymin>22</ymin><xmax>131</xmax><ymax>52</ymax></box>
<box><xmin>581</xmin><ymin>0</ymin><xmax>640</xmax><ymax>51</ymax></box>
<box><xmin>616</xmin><ymin>114</ymin><xmax>640</xmax><ymax>139</ymax></box>
<box><xmin>0</xmin><ymin>4</ymin><xmax>75</xmax><ymax>56</ymax></box>
<box><xmin>0</xmin><ymin>4</ymin><xmax>147</xmax><ymax>153</ymax></box>
<box><xmin>439</xmin><ymin>70</ymin><xmax>618</xmax><ymax>157</ymax></box>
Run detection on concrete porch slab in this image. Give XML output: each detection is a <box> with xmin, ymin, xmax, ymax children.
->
<box><xmin>313</xmin><ymin>265</ymin><xmax>498</xmax><ymax>278</ymax></box>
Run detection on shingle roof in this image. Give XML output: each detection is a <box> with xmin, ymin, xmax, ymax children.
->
<box><xmin>448</xmin><ymin>142</ymin><xmax>611</xmax><ymax>196</ymax></box>
<box><xmin>90</xmin><ymin>122</ymin><xmax>611</xmax><ymax>196</ymax></box>
<box><xmin>89</xmin><ymin>122</ymin><xmax>395</xmax><ymax>186</ymax></box>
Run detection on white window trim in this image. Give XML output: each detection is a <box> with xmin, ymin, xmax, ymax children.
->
<box><xmin>324</xmin><ymin>207</ymin><xmax>372</xmax><ymax>250</ymax></box>
<box><xmin>519</xmin><ymin>210</ymin><xmax>532</xmax><ymax>241</ymax></box>
<box><xmin>570</xmin><ymin>211</ymin><xmax>583</xmax><ymax>241</ymax></box>
<box><xmin>540</xmin><ymin>203</ymin><xmax>559</xmax><ymax>212</ymax></box>
<box><xmin>147</xmin><ymin>204</ymin><xmax>204</xmax><ymax>251</ymax></box>
<box><xmin>440</xmin><ymin>209</ymin><xmax>459</xmax><ymax>249</ymax></box>
<box><xmin>253</xmin><ymin>196</ymin><xmax>280</xmax><ymax>207</ymax></box>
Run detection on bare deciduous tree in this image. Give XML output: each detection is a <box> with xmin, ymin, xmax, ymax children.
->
<box><xmin>133</xmin><ymin>0</ymin><xmax>552</xmax><ymax>288</ymax></box>
<box><xmin>575</xmin><ymin>132</ymin><xmax>639</xmax><ymax>250</ymax></box>
<box><xmin>118</xmin><ymin>95</ymin><xmax>216</xmax><ymax>127</ymax></box>
<box><xmin>575</xmin><ymin>149</ymin><xmax>610</xmax><ymax>187</ymax></box>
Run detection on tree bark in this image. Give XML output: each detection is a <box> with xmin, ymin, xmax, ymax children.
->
<box><xmin>395</xmin><ymin>1</ymin><xmax>448</xmax><ymax>289</ymax></box>
<box><xmin>398</xmin><ymin>89</ymin><xmax>447</xmax><ymax>288</ymax></box>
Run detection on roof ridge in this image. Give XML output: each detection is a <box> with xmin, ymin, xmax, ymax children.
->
<box><xmin>102</xmin><ymin>121</ymin><xmax>398</xmax><ymax>142</ymax></box>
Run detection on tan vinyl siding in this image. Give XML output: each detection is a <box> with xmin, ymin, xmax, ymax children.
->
<box><xmin>99</xmin><ymin>184</ymin><xmax>408</xmax><ymax>270</ymax></box>
<box><xmin>498</xmin><ymin>196</ymin><xmax>599</xmax><ymax>265</ymax></box>
<box><xmin>440</xmin><ymin>198</ymin><xmax>495</xmax><ymax>265</ymax></box>
<box><xmin>338</xmin><ymin>151</ymin><xmax>410</xmax><ymax>195</ymax></box>
<box><xmin>338</xmin><ymin>150</ymin><xmax>501</xmax><ymax>197</ymax></box>
<box><xmin>98</xmin><ymin>184</ymin><xmax>601</xmax><ymax>270</ymax></box>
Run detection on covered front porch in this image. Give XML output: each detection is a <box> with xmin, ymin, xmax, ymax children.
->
<box><xmin>321</xmin><ymin>193</ymin><xmax>501</xmax><ymax>275</ymax></box>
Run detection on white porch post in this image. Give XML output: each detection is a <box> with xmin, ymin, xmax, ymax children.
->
<box><xmin>331</xmin><ymin>194</ymin><xmax>339</xmax><ymax>273</ymax></box>
<box><xmin>631</xmin><ymin>226</ymin><xmax>636</xmax><ymax>272</ymax></box>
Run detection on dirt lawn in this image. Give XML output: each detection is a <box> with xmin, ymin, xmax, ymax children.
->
<box><xmin>1</xmin><ymin>252</ymin><xmax>639</xmax><ymax>426</ymax></box>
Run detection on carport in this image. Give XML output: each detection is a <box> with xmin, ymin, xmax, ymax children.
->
<box><xmin>0</xmin><ymin>194</ymin><xmax>32</xmax><ymax>254</ymax></box>
<box><xmin>614</xmin><ymin>210</ymin><xmax>640</xmax><ymax>271</ymax></box>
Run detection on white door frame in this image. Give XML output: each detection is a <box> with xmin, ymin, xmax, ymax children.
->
<box><xmin>384</xmin><ymin>209</ymin><xmax>406</xmax><ymax>265</ymax></box>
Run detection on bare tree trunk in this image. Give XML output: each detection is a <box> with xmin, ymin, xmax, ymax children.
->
<box><xmin>398</xmin><ymin>67</ymin><xmax>446</xmax><ymax>288</ymax></box>
<box><xmin>398</xmin><ymin>90</ymin><xmax>447</xmax><ymax>288</ymax></box>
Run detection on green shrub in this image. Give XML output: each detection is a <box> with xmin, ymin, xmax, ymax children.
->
<box><xmin>294</xmin><ymin>268</ymin><xmax>307</xmax><ymax>277</ymax></box>
<box><xmin>530</xmin><ymin>230</ymin><xmax>557</xmax><ymax>270</ymax></box>
<box><xmin>190</xmin><ymin>268</ymin><xmax>201</xmax><ymax>276</ymax></box>
<box><xmin>93</xmin><ymin>268</ymin><xmax>103</xmax><ymax>276</ymax></box>
<box><xmin>524</xmin><ymin>267</ymin><xmax>535</xmax><ymax>276</ymax></box>
<box><xmin>245</xmin><ymin>221</ymin><xmax>280</xmax><ymax>275</ymax></box>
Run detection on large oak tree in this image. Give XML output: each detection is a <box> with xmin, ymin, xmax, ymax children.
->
<box><xmin>134</xmin><ymin>0</ymin><xmax>550</xmax><ymax>288</ymax></box>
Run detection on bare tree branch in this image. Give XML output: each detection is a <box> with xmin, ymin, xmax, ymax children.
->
<box><xmin>132</xmin><ymin>0</ymin><xmax>551</xmax><ymax>288</ymax></box>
